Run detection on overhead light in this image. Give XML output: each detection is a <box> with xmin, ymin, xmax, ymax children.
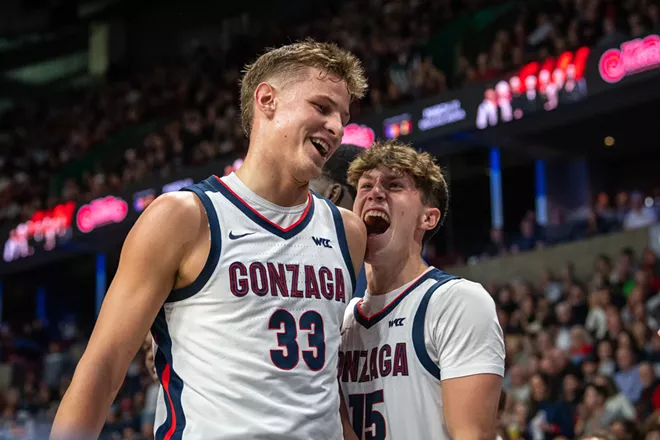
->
<box><xmin>604</xmin><ymin>136</ymin><xmax>615</xmax><ymax>147</ymax></box>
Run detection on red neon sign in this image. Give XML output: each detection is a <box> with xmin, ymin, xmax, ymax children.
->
<box><xmin>77</xmin><ymin>196</ymin><xmax>128</xmax><ymax>233</ymax></box>
<box><xmin>341</xmin><ymin>123</ymin><xmax>375</xmax><ymax>149</ymax></box>
<box><xmin>509</xmin><ymin>46</ymin><xmax>590</xmax><ymax>93</ymax></box>
<box><xmin>3</xmin><ymin>201</ymin><xmax>76</xmax><ymax>262</ymax></box>
<box><xmin>599</xmin><ymin>34</ymin><xmax>660</xmax><ymax>83</ymax></box>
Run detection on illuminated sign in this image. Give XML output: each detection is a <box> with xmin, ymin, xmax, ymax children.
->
<box><xmin>77</xmin><ymin>196</ymin><xmax>128</xmax><ymax>233</ymax></box>
<box><xmin>341</xmin><ymin>123</ymin><xmax>375</xmax><ymax>148</ymax></box>
<box><xmin>599</xmin><ymin>34</ymin><xmax>660</xmax><ymax>83</ymax></box>
<box><xmin>383</xmin><ymin>113</ymin><xmax>413</xmax><ymax>139</ymax></box>
<box><xmin>132</xmin><ymin>188</ymin><xmax>156</xmax><ymax>213</ymax></box>
<box><xmin>477</xmin><ymin>46</ymin><xmax>590</xmax><ymax>130</ymax></box>
<box><xmin>3</xmin><ymin>202</ymin><xmax>76</xmax><ymax>262</ymax></box>
<box><xmin>419</xmin><ymin>100</ymin><xmax>466</xmax><ymax>131</ymax></box>
<box><xmin>162</xmin><ymin>178</ymin><xmax>193</xmax><ymax>193</ymax></box>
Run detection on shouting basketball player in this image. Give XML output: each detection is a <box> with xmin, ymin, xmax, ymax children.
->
<box><xmin>52</xmin><ymin>40</ymin><xmax>368</xmax><ymax>440</ymax></box>
<box><xmin>338</xmin><ymin>140</ymin><xmax>505</xmax><ymax>440</ymax></box>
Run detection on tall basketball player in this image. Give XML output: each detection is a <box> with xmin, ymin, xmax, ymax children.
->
<box><xmin>51</xmin><ymin>40</ymin><xmax>368</xmax><ymax>440</ymax></box>
<box><xmin>338</xmin><ymin>140</ymin><xmax>505</xmax><ymax>440</ymax></box>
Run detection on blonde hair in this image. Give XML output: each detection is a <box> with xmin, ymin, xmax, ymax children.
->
<box><xmin>347</xmin><ymin>139</ymin><xmax>449</xmax><ymax>228</ymax></box>
<box><xmin>239</xmin><ymin>39</ymin><xmax>367</xmax><ymax>137</ymax></box>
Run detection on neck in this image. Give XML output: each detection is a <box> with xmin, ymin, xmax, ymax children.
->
<box><xmin>366</xmin><ymin>247</ymin><xmax>428</xmax><ymax>295</ymax></box>
<box><xmin>235</xmin><ymin>139</ymin><xmax>309</xmax><ymax>207</ymax></box>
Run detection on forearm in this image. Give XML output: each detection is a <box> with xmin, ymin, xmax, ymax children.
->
<box><xmin>449</xmin><ymin>427</ymin><xmax>496</xmax><ymax>440</ymax></box>
<box><xmin>51</xmin><ymin>360</ymin><xmax>122</xmax><ymax>440</ymax></box>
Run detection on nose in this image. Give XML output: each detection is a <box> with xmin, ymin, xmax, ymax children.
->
<box><xmin>325</xmin><ymin>113</ymin><xmax>343</xmax><ymax>143</ymax></box>
<box><xmin>367</xmin><ymin>183</ymin><xmax>385</xmax><ymax>201</ymax></box>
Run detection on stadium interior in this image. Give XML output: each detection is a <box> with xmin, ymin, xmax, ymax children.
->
<box><xmin>1</xmin><ymin>0</ymin><xmax>660</xmax><ymax>438</ymax></box>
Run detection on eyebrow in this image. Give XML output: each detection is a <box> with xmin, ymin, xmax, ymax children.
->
<box><xmin>316</xmin><ymin>95</ymin><xmax>350</xmax><ymax>125</ymax></box>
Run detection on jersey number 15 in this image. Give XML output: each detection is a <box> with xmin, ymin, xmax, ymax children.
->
<box><xmin>349</xmin><ymin>390</ymin><xmax>387</xmax><ymax>440</ymax></box>
<box><xmin>268</xmin><ymin>309</ymin><xmax>325</xmax><ymax>371</ymax></box>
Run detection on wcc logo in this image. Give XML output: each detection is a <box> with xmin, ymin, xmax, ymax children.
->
<box><xmin>389</xmin><ymin>318</ymin><xmax>406</xmax><ymax>328</ymax></box>
<box><xmin>312</xmin><ymin>237</ymin><xmax>332</xmax><ymax>248</ymax></box>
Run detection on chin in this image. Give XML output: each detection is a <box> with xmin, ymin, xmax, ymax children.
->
<box><xmin>365</xmin><ymin>229</ymin><xmax>394</xmax><ymax>263</ymax></box>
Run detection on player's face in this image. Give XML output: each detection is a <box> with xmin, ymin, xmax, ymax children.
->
<box><xmin>269</xmin><ymin>67</ymin><xmax>350</xmax><ymax>181</ymax></box>
<box><xmin>353</xmin><ymin>166</ymin><xmax>440</xmax><ymax>263</ymax></box>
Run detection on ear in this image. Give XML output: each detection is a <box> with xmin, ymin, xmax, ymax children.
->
<box><xmin>327</xmin><ymin>183</ymin><xmax>343</xmax><ymax>204</ymax></box>
<box><xmin>254</xmin><ymin>82</ymin><xmax>276</xmax><ymax>120</ymax></box>
<box><xmin>420</xmin><ymin>206</ymin><xmax>441</xmax><ymax>232</ymax></box>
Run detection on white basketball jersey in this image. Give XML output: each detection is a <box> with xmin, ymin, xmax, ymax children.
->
<box><xmin>150</xmin><ymin>174</ymin><xmax>356</xmax><ymax>440</ymax></box>
<box><xmin>339</xmin><ymin>267</ymin><xmax>505</xmax><ymax>440</ymax></box>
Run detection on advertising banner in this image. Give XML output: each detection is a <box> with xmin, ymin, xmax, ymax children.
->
<box><xmin>0</xmin><ymin>155</ymin><xmax>243</xmax><ymax>274</ymax></box>
<box><xmin>588</xmin><ymin>33</ymin><xmax>660</xmax><ymax>95</ymax></box>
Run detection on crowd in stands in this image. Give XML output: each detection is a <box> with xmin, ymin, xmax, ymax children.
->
<box><xmin>475</xmin><ymin>189</ymin><xmax>660</xmax><ymax>261</ymax></box>
<box><xmin>2</xmin><ymin>0</ymin><xmax>658</xmax><ymax>232</ymax></box>
<box><xmin>2</xmin><ymin>1</ymin><xmax>660</xmax><ymax>437</ymax></box>
<box><xmin>455</xmin><ymin>0</ymin><xmax>660</xmax><ymax>86</ymax></box>
<box><xmin>2</xmin><ymin>242</ymin><xmax>660</xmax><ymax>439</ymax></box>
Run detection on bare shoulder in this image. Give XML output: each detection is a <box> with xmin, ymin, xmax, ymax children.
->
<box><xmin>338</xmin><ymin>207</ymin><xmax>367</xmax><ymax>241</ymax></box>
<box><xmin>337</xmin><ymin>207</ymin><xmax>366</xmax><ymax>274</ymax></box>
<box><xmin>131</xmin><ymin>191</ymin><xmax>207</xmax><ymax>242</ymax></box>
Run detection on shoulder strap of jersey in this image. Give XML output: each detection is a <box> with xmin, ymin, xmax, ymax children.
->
<box><xmin>411</xmin><ymin>271</ymin><xmax>460</xmax><ymax>380</ymax></box>
<box><xmin>166</xmin><ymin>179</ymin><xmax>222</xmax><ymax>302</ymax></box>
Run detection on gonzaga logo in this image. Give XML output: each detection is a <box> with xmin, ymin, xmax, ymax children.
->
<box><xmin>341</xmin><ymin>123</ymin><xmax>375</xmax><ymax>149</ymax></box>
<box><xmin>599</xmin><ymin>34</ymin><xmax>660</xmax><ymax>83</ymax></box>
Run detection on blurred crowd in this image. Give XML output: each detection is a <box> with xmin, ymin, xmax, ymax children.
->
<box><xmin>2</xmin><ymin>0</ymin><xmax>657</xmax><ymax>231</ymax></box>
<box><xmin>3</xmin><ymin>242</ymin><xmax>660</xmax><ymax>439</ymax></box>
<box><xmin>2</xmin><ymin>0</ymin><xmax>660</xmax><ymax>438</ymax></box>
<box><xmin>491</xmin><ymin>244</ymin><xmax>660</xmax><ymax>440</ymax></box>
<box><xmin>476</xmin><ymin>189</ymin><xmax>660</xmax><ymax>261</ymax></box>
<box><xmin>455</xmin><ymin>0</ymin><xmax>660</xmax><ymax>86</ymax></box>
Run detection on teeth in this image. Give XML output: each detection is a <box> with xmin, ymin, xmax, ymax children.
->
<box><xmin>311</xmin><ymin>137</ymin><xmax>330</xmax><ymax>156</ymax></box>
<box><xmin>363</xmin><ymin>210</ymin><xmax>390</xmax><ymax>224</ymax></box>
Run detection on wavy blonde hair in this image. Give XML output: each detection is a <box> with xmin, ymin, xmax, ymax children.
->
<box><xmin>239</xmin><ymin>39</ymin><xmax>367</xmax><ymax>137</ymax></box>
<box><xmin>347</xmin><ymin>140</ymin><xmax>449</xmax><ymax>227</ymax></box>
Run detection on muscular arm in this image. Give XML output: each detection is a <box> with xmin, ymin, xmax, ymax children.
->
<box><xmin>433</xmin><ymin>280</ymin><xmax>505</xmax><ymax>440</ymax></box>
<box><xmin>51</xmin><ymin>193</ymin><xmax>206</xmax><ymax>440</ymax></box>
<box><xmin>338</xmin><ymin>208</ymin><xmax>367</xmax><ymax>277</ymax></box>
<box><xmin>338</xmin><ymin>208</ymin><xmax>365</xmax><ymax>440</ymax></box>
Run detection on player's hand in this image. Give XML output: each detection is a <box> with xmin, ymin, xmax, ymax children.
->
<box><xmin>142</xmin><ymin>333</ymin><xmax>158</xmax><ymax>381</ymax></box>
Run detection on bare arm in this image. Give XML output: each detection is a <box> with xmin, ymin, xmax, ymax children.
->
<box><xmin>339</xmin><ymin>207</ymin><xmax>367</xmax><ymax>277</ymax></box>
<box><xmin>443</xmin><ymin>374</ymin><xmax>503</xmax><ymax>440</ymax></box>
<box><xmin>51</xmin><ymin>192</ymin><xmax>206</xmax><ymax>440</ymax></box>
<box><xmin>433</xmin><ymin>280</ymin><xmax>505</xmax><ymax>440</ymax></box>
<box><xmin>338</xmin><ymin>208</ymin><xmax>365</xmax><ymax>440</ymax></box>
<box><xmin>339</xmin><ymin>385</ymin><xmax>359</xmax><ymax>440</ymax></box>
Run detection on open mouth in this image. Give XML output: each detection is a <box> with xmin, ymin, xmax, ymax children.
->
<box><xmin>363</xmin><ymin>210</ymin><xmax>391</xmax><ymax>236</ymax></box>
<box><xmin>310</xmin><ymin>137</ymin><xmax>330</xmax><ymax>158</ymax></box>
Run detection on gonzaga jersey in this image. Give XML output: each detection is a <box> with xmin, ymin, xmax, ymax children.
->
<box><xmin>151</xmin><ymin>173</ymin><xmax>356</xmax><ymax>440</ymax></box>
<box><xmin>339</xmin><ymin>267</ymin><xmax>505</xmax><ymax>440</ymax></box>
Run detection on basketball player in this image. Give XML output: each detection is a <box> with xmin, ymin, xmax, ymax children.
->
<box><xmin>309</xmin><ymin>143</ymin><xmax>365</xmax><ymax>210</ymax></box>
<box><xmin>338</xmin><ymin>140</ymin><xmax>505</xmax><ymax>439</ymax></box>
<box><xmin>51</xmin><ymin>40</ymin><xmax>368</xmax><ymax>440</ymax></box>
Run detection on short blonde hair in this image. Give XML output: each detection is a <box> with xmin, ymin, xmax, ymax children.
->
<box><xmin>347</xmin><ymin>140</ymin><xmax>449</xmax><ymax>228</ymax></box>
<box><xmin>239</xmin><ymin>39</ymin><xmax>367</xmax><ymax>137</ymax></box>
